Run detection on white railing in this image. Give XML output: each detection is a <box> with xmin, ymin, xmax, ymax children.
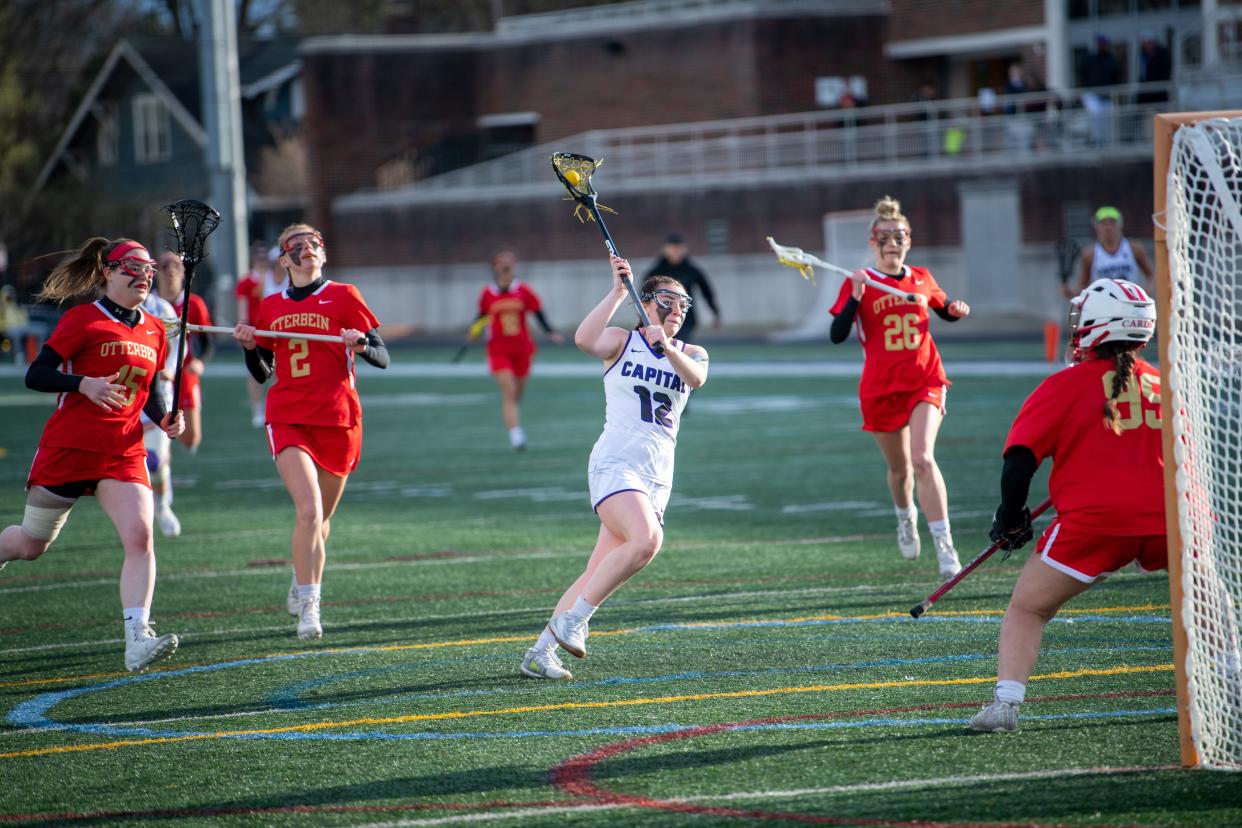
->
<box><xmin>497</xmin><ymin>0</ymin><xmax>877</xmax><ymax>35</ymax></box>
<box><xmin>335</xmin><ymin>77</ymin><xmax>1234</xmax><ymax>210</ymax></box>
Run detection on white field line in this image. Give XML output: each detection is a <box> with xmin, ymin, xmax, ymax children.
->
<box><xmin>0</xmin><ymin>581</ymin><xmax>931</xmax><ymax>659</ymax></box>
<box><xmin>353</xmin><ymin>765</ymin><xmax>1169</xmax><ymax>828</ymax></box>
<box><xmin>0</xmin><ymin>360</ymin><xmax>1059</xmax><ymax>382</ymax></box>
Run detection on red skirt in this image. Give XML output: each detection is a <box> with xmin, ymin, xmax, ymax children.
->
<box><xmin>28</xmin><ymin>445</ymin><xmax>151</xmax><ymax>492</ymax></box>
<box><xmin>266</xmin><ymin>421</ymin><xmax>362</xmax><ymax>477</ymax></box>
<box><xmin>860</xmin><ymin>384</ymin><xmax>947</xmax><ymax>433</ymax></box>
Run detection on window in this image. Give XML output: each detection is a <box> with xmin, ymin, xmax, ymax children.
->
<box><xmin>94</xmin><ymin>102</ymin><xmax>118</xmax><ymax>166</ymax></box>
<box><xmin>132</xmin><ymin>94</ymin><xmax>171</xmax><ymax>164</ymax></box>
<box><xmin>705</xmin><ymin>219</ymin><xmax>729</xmax><ymax>255</ymax></box>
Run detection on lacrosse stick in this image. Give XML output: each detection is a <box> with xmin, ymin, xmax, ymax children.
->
<box><xmin>164</xmin><ymin>200</ymin><xmax>220</xmax><ymax>417</ymax></box>
<box><xmin>451</xmin><ymin>315</ymin><xmax>491</xmax><ymax>363</ymax></box>
<box><xmin>909</xmin><ymin>497</ymin><xmax>1053</xmax><ymax>618</ymax></box>
<box><xmin>550</xmin><ymin>152</ymin><xmax>661</xmax><ymax>352</ymax></box>
<box><xmin>767</xmin><ymin>236</ymin><xmax>925</xmax><ymax>305</ymax></box>
<box><xmin>161</xmin><ymin>320</ymin><xmax>364</xmax><ymax>346</ymax></box>
<box><xmin>1056</xmin><ymin>238</ymin><xmax>1082</xmax><ymax>290</ymax></box>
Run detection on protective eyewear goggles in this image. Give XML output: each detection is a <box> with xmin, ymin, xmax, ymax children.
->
<box><xmin>282</xmin><ymin>232</ymin><xmax>325</xmax><ymax>256</ymax></box>
<box><xmin>643</xmin><ymin>288</ymin><xmax>692</xmax><ymax>313</ymax></box>
<box><xmin>871</xmin><ymin>229</ymin><xmax>911</xmax><ymax>246</ymax></box>
<box><xmin>111</xmin><ymin>257</ymin><xmax>156</xmax><ymax>277</ymax></box>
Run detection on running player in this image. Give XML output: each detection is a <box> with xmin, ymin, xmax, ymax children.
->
<box><xmin>970</xmin><ymin>279</ymin><xmax>1164</xmax><ymax>733</ymax></box>
<box><xmin>232</xmin><ymin>223</ymin><xmax>389</xmax><ymax>640</ymax></box>
<box><xmin>468</xmin><ymin>249</ymin><xmax>563</xmax><ymax>451</ymax></box>
<box><xmin>236</xmin><ymin>242</ymin><xmax>286</xmax><ymax>427</ymax></box>
<box><xmin>139</xmin><ymin>286</ymin><xmax>181</xmax><ymax>537</ymax></box>
<box><xmin>0</xmin><ymin>237</ymin><xmax>184</xmax><ymax>672</ymax></box>
<box><xmin>829</xmin><ymin>196</ymin><xmax>970</xmax><ymax>579</ymax></box>
<box><xmin>519</xmin><ymin>256</ymin><xmax>707</xmax><ymax>680</ymax></box>
<box><xmin>156</xmin><ymin>251</ymin><xmax>214</xmax><ymax>451</ymax></box>
<box><xmin>1064</xmin><ymin>206</ymin><xmax>1154</xmax><ymax>297</ymax></box>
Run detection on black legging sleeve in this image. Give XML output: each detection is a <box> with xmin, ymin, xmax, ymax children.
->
<box><xmin>359</xmin><ymin>327</ymin><xmax>389</xmax><ymax>369</ymax></box>
<box><xmin>829</xmin><ymin>298</ymin><xmax>859</xmax><ymax>344</ymax></box>
<box><xmin>143</xmin><ymin>383</ymin><xmax>168</xmax><ymax>424</ymax></box>
<box><xmin>25</xmin><ymin>345</ymin><xmax>82</xmax><ymax>394</ymax></box>
<box><xmin>245</xmin><ymin>345</ymin><xmax>274</xmax><ymax>383</ymax></box>
<box><xmin>532</xmin><ymin>310</ymin><xmax>556</xmax><ymax>336</ymax></box>
<box><xmin>932</xmin><ymin>303</ymin><xmax>963</xmax><ymax>322</ymax></box>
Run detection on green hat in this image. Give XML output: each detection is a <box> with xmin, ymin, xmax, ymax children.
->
<box><xmin>1093</xmin><ymin>206</ymin><xmax>1122</xmax><ymax>223</ymax></box>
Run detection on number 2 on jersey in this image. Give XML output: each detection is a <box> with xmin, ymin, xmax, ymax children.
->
<box><xmin>634</xmin><ymin>385</ymin><xmax>673</xmax><ymax>428</ymax></box>
<box><xmin>289</xmin><ymin>338</ymin><xmax>311</xmax><ymax>377</ymax></box>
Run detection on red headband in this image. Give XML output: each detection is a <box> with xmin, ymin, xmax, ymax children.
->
<box><xmin>106</xmin><ymin>241</ymin><xmax>147</xmax><ymax>263</ymax></box>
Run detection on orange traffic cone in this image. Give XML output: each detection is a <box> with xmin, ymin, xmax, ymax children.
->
<box><xmin>1043</xmin><ymin>321</ymin><xmax>1060</xmax><ymax>363</ymax></box>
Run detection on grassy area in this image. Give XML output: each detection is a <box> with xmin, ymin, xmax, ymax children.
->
<box><xmin>0</xmin><ymin>343</ymin><xmax>1235</xmax><ymax>827</ymax></box>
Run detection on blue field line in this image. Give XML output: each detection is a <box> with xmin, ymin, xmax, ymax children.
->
<box><xmin>9</xmin><ymin>643</ymin><xmax>1172</xmax><ymax>741</ymax></box>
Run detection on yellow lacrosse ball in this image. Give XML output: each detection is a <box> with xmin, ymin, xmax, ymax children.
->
<box><xmin>564</xmin><ymin>169</ymin><xmax>581</xmax><ymax>186</ymax></box>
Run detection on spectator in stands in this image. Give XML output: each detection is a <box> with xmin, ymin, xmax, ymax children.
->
<box><xmin>1138</xmin><ymin>32</ymin><xmax>1172</xmax><ymax>104</ymax></box>
<box><xmin>644</xmin><ymin>233</ymin><xmax>719</xmax><ymax>343</ymax></box>
<box><xmin>1081</xmin><ymin>35</ymin><xmax>1122</xmax><ymax>145</ymax></box>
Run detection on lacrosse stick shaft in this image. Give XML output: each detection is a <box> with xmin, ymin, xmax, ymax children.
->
<box><xmin>169</xmin><ymin>264</ymin><xmax>197</xmax><ymax>418</ymax></box>
<box><xmin>908</xmin><ymin>497</ymin><xmax>1054</xmax><ymax>618</ymax></box>
<box><xmin>768</xmin><ymin>238</ymin><xmax>922</xmax><ymax>304</ymax></box>
<box><xmin>450</xmin><ymin>343</ymin><xmax>470</xmax><ymax>363</ymax></box>
<box><xmin>182</xmin><ymin>323</ymin><xmax>364</xmax><ymax>345</ymax></box>
<box><xmin>583</xmin><ymin>198</ymin><xmax>662</xmax><ymax>353</ymax></box>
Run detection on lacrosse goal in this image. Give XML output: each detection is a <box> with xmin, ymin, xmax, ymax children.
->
<box><xmin>1156</xmin><ymin>111</ymin><xmax>1242</xmax><ymax>770</ymax></box>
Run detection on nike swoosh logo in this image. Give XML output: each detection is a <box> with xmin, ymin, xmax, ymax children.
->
<box><xmin>630</xmin><ymin>348</ymin><xmax>644</xmax><ymax>353</ymax></box>
<box><xmin>318</xmin><ymin>299</ymin><xmax>333</xmax><ymax>304</ymax></box>
<box><xmin>913</xmin><ymin>279</ymin><xmax>923</xmax><ymax>285</ymax></box>
<box><xmin>145</xmin><ymin>330</ymin><xmax>156</xmax><ymax>335</ymax></box>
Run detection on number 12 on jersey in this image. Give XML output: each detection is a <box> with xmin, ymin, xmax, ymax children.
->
<box><xmin>634</xmin><ymin>385</ymin><xmax>673</xmax><ymax>428</ymax></box>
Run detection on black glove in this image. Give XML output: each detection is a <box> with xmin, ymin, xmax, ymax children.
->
<box><xmin>990</xmin><ymin>505</ymin><xmax>1034</xmax><ymax>553</ymax></box>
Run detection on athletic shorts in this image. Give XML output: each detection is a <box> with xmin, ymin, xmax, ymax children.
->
<box><xmin>178</xmin><ymin>371</ymin><xmax>202</xmax><ymax>411</ymax></box>
<box><xmin>487</xmin><ymin>344</ymin><xmax>534</xmax><ymax>378</ymax></box>
<box><xmin>267</xmin><ymin>421</ymin><xmax>362</xmax><ymax>478</ymax></box>
<box><xmin>861</xmin><ymin>385</ymin><xmax>947</xmax><ymax>433</ymax></box>
<box><xmin>1036</xmin><ymin>519</ymin><xmax>1168</xmax><ymax>583</ymax></box>
<box><xmin>28</xmin><ymin>445</ymin><xmax>151</xmax><ymax>492</ymax></box>
<box><xmin>589</xmin><ymin>465</ymin><xmax>670</xmax><ymax>524</ymax></box>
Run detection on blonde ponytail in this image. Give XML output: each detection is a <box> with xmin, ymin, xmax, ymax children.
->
<box><xmin>871</xmin><ymin>195</ymin><xmax>909</xmax><ymax>231</ymax></box>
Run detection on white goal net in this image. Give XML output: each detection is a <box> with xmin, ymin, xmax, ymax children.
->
<box><xmin>1165</xmin><ymin>116</ymin><xmax>1242</xmax><ymax>771</ymax></box>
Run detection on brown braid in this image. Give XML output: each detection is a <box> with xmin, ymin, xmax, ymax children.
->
<box><xmin>1099</xmin><ymin>342</ymin><xmax>1141</xmax><ymax>435</ymax></box>
<box><xmin>36</xmin><ymin>237</ymin><xmax>134</xmax><ymax>304</ymax></box>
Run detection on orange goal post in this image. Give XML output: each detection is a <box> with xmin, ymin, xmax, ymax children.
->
<box><xmin>1154</xmin><ymin>110</ymin><xmax>1242</xmax><ymax>771</ymax></box>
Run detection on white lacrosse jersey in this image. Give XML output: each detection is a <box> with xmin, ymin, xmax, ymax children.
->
<box><xmin>1089</xmin><ymin>239</ymin><xmax>1139</xmax><ymax>283</ymax></box>
<box><xmin>139</xmin><ymin>292</ymin><xmax>178</xmax><ymax>421</ymax></box>
<box><xmin>589</xmin><ymin>330</ymin><xmax>691</xmax><ymax>485</ymax></box>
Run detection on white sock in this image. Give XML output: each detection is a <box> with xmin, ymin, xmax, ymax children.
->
<box><xmin>571</xmin><ymin>596</ymin><xmax>598</xmax><ymax>620</ymax></box>
<box><xmin>296</xmin><ymin>583</ymin><xmax>321</xmax><ymax>601</ymax></box>
<box><xmin>995</xmin><ymin>679</ymin><xmax>1026</xmax><ymax>704</ymax></box>
<box><xmin>534</xmin><ymin>628</ymin><xmax>557</xmax><ymax>653</ymax></box>
<box><xmin>929</xmin><ymin>518</ymin><xmax>951</xmax><ymax>538</ymax></box>
<box><xmin>509</xmin><ymin>426</ymin><xmax>526</xmax><ymax>447</ymax></box>
<box><xmin>123</xmin><ymin>607</ymin><xmax>150</xmax><ymax>629</ymax></box>
<box><xmin>895</xmin><ymin>504</ymin><xmax>917</xmax><ymax>521</ymax></box>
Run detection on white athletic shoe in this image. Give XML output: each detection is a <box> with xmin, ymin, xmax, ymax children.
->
<box><xmin>286</xmin><ymin>573</ymin><xmax>300</xmax><ymax>616</ymax></box>
<box><xmin>0</xmin><ymin>561</ymin><xmax>6</xmax><ymax>573</ymax></box>
<box><xmin>155</xmin><ymin>504</ymin><xmax>181</xmax><ymax>538</ymax></box>
<box><xmin>297</xmin><ymin>597</ymin><xmax>322</xmax><ymax>640</ymax></box>
<box><xmin>934</xmin><ymin>534</ymin><xmax>962</xmax><ymax>579</ymax></box>
<box><xmin>897</xmin><ymin>512</ymin><xmax>920</xmax><ymax>560</ymax></box>
<box><xmin>124</xmin><ymin>624</ymin><xmax>179</xmax><ymax>673</ymax></box>
<box><xmin>968</xmin><ymin>699</ymin><xmax>1020</xmax><ymax>733</ymax></box>
<box><xmin>548</xmin><ymin>611</ymin><xmax>589</xmax><ymax>659</ymax></box>
<box><xmin>520</xmin><ymin>647</ymin><xmax>573</xmax><ymax>680</ymax></box>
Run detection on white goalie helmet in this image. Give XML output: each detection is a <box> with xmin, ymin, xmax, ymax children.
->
<box><xmin>1067</xmin><ymin>278</ymin><xmax>1156</xmax><ymax>363</ymax></box>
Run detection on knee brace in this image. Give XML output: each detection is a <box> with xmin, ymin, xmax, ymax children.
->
<box><xmin>21</xmin><ymin>486</ymin><xmax>77</xmax><ymax>543</ymax></box>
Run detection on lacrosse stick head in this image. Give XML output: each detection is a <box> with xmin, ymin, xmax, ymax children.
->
<box><xmin>164</xmin><ymin>199</ymin><xmax>221</xmax><ymax>268</ymax></box>
<box><xmin>767</xmin><ymin>236</ymin><xmax>816</xmax><ymax>283</ymax></box>
<box><xmin>550</xmin><ymin>153</ymin><xmax>615</xmax><ymax>222</ymax></box>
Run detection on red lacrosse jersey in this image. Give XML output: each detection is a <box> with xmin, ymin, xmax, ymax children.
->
<box><xmin>830</xmin><ymin>266</ymin><xmax>949</xmax><ymax>399</ymax></box>
<box><xmin>1005</xmin><ymin>356</ymin><xmax>1164</xmax><ymax>536</ymax></box>
<box><xmin>255</xmin><ymin>280</ymin><xmax>380</xmax><ymax>427</ymax></box>
<box><xmin>235</xmin><ymin>273</ymin><xmax>263</xmax><ymax>324</ymax></box>
<box><xmin>39</xmin><ymin>302</ymin><xmax>167</xmax><ymax>457</ymax></box>
<box><xmin>478</xmin><ymin>282</ymin><xmax>541</xmax><ymax>354</ymax></box>
<box><xmin>172</xmin><ymin>292</ymin><xmax>213</xmax><ymax>358</ymax></box>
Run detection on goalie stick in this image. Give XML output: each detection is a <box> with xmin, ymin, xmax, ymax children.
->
<box><xmin>909</xmin><ymin>497</ymin><xmax>1053</xmax><ymax>618</ymax></box>
<box><xmin>767</xmin><ymin>236</ymin><xmax>925</xmax><ymax>305</ymax></box>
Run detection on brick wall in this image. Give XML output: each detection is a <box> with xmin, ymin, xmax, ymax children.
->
<box><xmin>887</xmin><ymin>0</ymin><xmax>1045</xmax><ymax>42</ymax></box>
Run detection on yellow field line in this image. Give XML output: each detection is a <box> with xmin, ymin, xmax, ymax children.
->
<box><xmin>0</xmin><ymin>603</ymin><xmax>1170</xmax><ymax>689</ymax></box>
<box><xmin>0</xmin><ymin>663</ymin><xmax>1172</xmax><ymax>760</ymax></box>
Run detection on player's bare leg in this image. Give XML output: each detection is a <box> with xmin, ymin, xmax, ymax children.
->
<box><xmin>276</xmin><ymin>447</ymin><xmax>326</xmax><ymax>639</ymax></box>
<box><xmin>178</xmin><ymin>407</ymin><xmax>203</xmax><ymax>452</ymax></box>
<box><xmin>494</xmin><ymin>370</ymin><xmax>526</xmax><ymax>450</ymax></box>
<box><xmin>872</xmin><ymin>428</ymin><xmax>920</xmax><ymax>561</ymax></box>
<box><xmin>971</xmin><ymin>555</ymin><xmax>1092</xmax><ymax>732</ymax></box>
<box><xmin>246</xmin><ymin>377</ymin><xmax>265</xmax><ymax>427</ymax></box>
<box><xmin>909</xmin><ymin>402</ymin><xmax>959</xmax><ymax>577</ymax></box>
<box><xmin>97</xmin><ymin>479</ymin><xmax>178</xmax><ymax>671</ymax></box>
<box><xmin>0</xmin><ymin>525</ymin><xmax>52</xmax><ymax>563</ymax></box>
